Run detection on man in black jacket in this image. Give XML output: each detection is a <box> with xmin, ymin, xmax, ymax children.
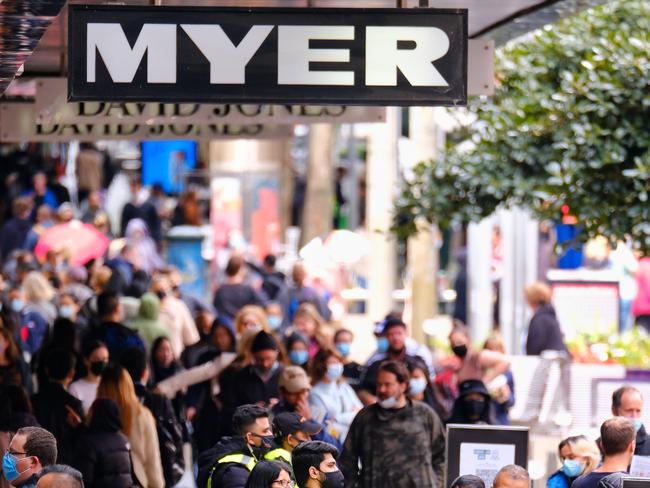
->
<box><xmin>121</xmin><ymin>347</ymin><xmax>185</xmax><ymax>487</ymax></box>
<box><xmin>611</xmin><ymin>386</ymin><xmax>650</xmax><ymax>455</ymax></box>
<box><xmin>197</xmin><ymin>404</ymin><xmax>274</xmax><ymax>488</ymax></box>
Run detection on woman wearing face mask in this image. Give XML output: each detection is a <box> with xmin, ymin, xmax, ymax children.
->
<box><xmin>448</xmin><ymin>323</ymin><xmax>510</xmax><ymax>387</ymax></box>
<box><xmin>333</xmin><ymin>329</ymin><xmax>363</xmax><ymax>388</ymax></box>
<box><xmin>446</xmin><ymin>379</ymin><xmax>494</xmax><ymax>425</ymax></box>
<box><xmin>235</xmin><ymin>305</ymin><xmax>271</xmax><ymax>338</ymax></box>
<box><xmin>547</xmin><ymin>436</ymin><xmax>600</xmax><ymax>488</ymax></box>
<box><xmin>69</xmin><ymin>341</ymin><xmax>109</xmax><ymax>414</ymax></box>
<box><xmin>405</xmin><ymin>357</ymin><xmax>448</xmax><ymax>422</ymax></box>
<box><xmin>291</xmin><ymin>304</ymin><xmax>331</xmax><ymax>359</ymax></box>
<box><xmin>265</xmin><ymin>302</ymin><xmax>285</xmax><ymax>335</ymax></box>
<box><xmin>0</xmin><ymin>327</ymin><xmax>32</xmax><ymax>393</ymax></box>
<box><xmin>286</xmin><ymin>333</ymin><xmax>310</xmax><ymax>369</ymax></box>
<box><xmin>309</xmin><ymin>348</ymin><xmax>362</xmax><ymax>442</ymax></box>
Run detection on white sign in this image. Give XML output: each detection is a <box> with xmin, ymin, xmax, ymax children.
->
<box><xmin>0</xmin><ymin>103</ymin><xmax>291</xmax><ymax>142</ymax></box>
<box><xmin>630</xmin><ymin>456</ymin><xmax>650</xmax><ymax>478</ymax></box>
<box><xmin>458</xmin><ymin>442</ymin><xmax>516</xmax><ymax>487</ymax></box>
<box><xmin>35</xmin><ymin>78</ymin><xmax>386</xmax><ymax>125</ymax></box>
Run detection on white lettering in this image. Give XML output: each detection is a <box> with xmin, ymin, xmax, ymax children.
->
<box><xmin>181</xmin><ymin>25</ymin><xmax>273</xmax><ymax>84</ymax></box>
<box><xmin>87</xmin><ymin>23</ymin><xmax>176</xmax><ymax>83</ymax></box>
<box><xmin>277</xmin><ymin>26</ymin><xmax>354</xmax><ymax>85</ymax></box>
<box><xmin>365</xmin><ymin>26</ymin><xmax>449</xmax><ymax>86</ymax></box>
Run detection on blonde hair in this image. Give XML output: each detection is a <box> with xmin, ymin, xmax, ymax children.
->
<box><xmin>96</xmin><ymin>367</ymin><xmax>144</xmax><ymax>437</ymax></box>
<box><xmin>484</xmin><ymin>331</ymin><xmax>506</xmax><ymax>354</ymax></box>
<box><xmin>294</xmin><ymin>303</ymin><xmax>333</xmax><ymax>348</ymax></box>
<box><xmin>565</xmin><ymin>436</ymin><xmax>601</xmax><ymax>475</ymax></box>
<box><xmin>22</xmin><ymin>271</ymin><xmax>55</xmax><ymax>302</ymax></box>
<box><xmin>91</xmin><ymin>266</ymin><xmax>113</xmax><ymax>292</ymax></box>
<box><xmin>234</xmin><ymin>305</ymin><xmax>270</xmax><ymax>336</ymax></box>
<box><xmin>524</xmin><ymin>282</ymin><xmax>553</xmax><ymax>307</ymax></box>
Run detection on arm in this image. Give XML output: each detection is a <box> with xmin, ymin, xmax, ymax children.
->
<box><xmin>156</xmin><ymin>353</ymin><xmax>236</xmax><ymax>399</ymax></box>
<box><xmin>429</xmin><ymin>411</ymin><xmax>446</xmax><ymax>484</ymax></box>
<box><xmin>478</xmin><ymin>349</ymin><xmax>511</xmax><ymax>384</ymax></box>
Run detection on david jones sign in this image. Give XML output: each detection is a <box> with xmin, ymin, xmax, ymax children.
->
<box><xmin>68</xmin><ymin>6</ymin><xmax>467</xmax><ymax>106</ymax></box>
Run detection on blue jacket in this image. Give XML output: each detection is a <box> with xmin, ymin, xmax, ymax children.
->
<box><xmin>548</xmin><ymin>469</ymin><xmax>572</xmax><ymax>488</ymax></box>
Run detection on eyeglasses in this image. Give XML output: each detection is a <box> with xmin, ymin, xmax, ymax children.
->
<box><xmin>5</xmin><ymin>448</ymin><xmax>27</xmax><ymax>458</ymax></box>
<box><xmin>272</xmin><ymin>480</ymin><xmax>294</xmax><ymax>488</ymax></box>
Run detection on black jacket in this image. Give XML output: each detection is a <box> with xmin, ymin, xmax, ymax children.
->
<box><xmin>32</xmin><ymin>382</ymin><xmax>85</xmax><ymax>465</ymax></box>
<box><xmin>197</xmin><ymin>436</ymin><xmax>254</xmax><ymax>488</ymax></box>
<box><xmin>525</xmin><ymin>304</ymin><xmax>569</xmax><ymax>355</ymax></box>
<box><xmin>635</xmin><ymin>425</ymin><xmax>650</xmax><ymax>455</ymax></box>
<box><xmin>85</xmin><ymin>321</ymin><xmax>145</xmax><ymax>361</ymax></box>
<box><xmin>73</xmin><ymin>399</ymin><xmax>133</xmax><ymax>488</ymax></box>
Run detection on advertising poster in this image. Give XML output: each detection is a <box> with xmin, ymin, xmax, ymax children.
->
<box><xmin>458</xmin><ymin>443</ymin><xmax>516</xmax><ymax>487</ymax></box>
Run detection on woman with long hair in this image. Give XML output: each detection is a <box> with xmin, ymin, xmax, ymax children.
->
<box><xmin>291</xmin><ymin>303</ymin><xmax>332</xmax><ymax>358</ymax></box>
<box><xmin>547</xmin><ymin>435</ymin><xmax>600</xmax><ymax>488</ymax></box>
<box><xmin>0</xmin><ymin>327</ymin><xmax>31</xmax><ymax>393</ymax></box>
<box><xmin>245</xmin><ymin>460</ymin><xmax>294</xmax><ymax>488</ymax></box>
<box><xmin>234</xmin><ymin>305</ymin><xmax>270</xmax><ymax>338</ymax></box>
<box><xmin>97</xmin><ymin>364</ymin><xmax>164</xmax><ymax>488</ymax></box>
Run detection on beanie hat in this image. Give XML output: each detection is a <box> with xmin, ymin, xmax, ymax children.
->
<box><xmin>251</xmin><ymin>330</ymin><xmax>279</xmax><ymax>353</ymax></box>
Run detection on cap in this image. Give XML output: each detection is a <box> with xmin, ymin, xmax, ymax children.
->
<box><xmin>251</xmin><ymin>330</ymin><xmax>279</xmax><ymax>353</ymax></box>
<box><xmin>458</xmin><ymin>379</ymin><xmax>489</xmax><ymax>398</ymax></box>
<box><xmin>279</xmin><ymin>365</ymin><xmax>311</xmax><ymax>393</ymax></box>
<box><xmin>273</xmin><ymin>412</ymin><xmax>322</xmax><ymax>438</ymax></box>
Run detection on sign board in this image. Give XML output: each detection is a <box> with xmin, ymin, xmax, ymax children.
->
<box><xmin>36</xmin><ymin>78</ymin><xmax>386</xmax><ymax>125</ymax></box>
<box><xmin>468</xmin><ymin>40</ymin><xmax>495</xmax><ymax>96</ymax></box>
<box><xmin>68</xmin><ymin>5</ymin><xmax>468</xmax><ymax>106</ymax></box>
<box><xmin>0</xmin><ymin>103</ymin><xmax>291</xmax><ymax>142</ymax></box>
<box><xmin>446</xmin><ymin>424</ymin><xmax>528</xmax><ymax>488</ymax></box>
<box><xmin>623</xmin><ymin>479</ymin><xmax>650</xmax><ymax>488</ymax></box>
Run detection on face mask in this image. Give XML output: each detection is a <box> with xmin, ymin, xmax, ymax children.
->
<box><xmin>335</xmin><ymin>343</ymin><xmax>351</xmax><ymax>358</ymax></box>
<box><xmin>11</xmin><ymin>299</ymin><xmax>24</xmax><ymax>313</ymax></box>
<box><xmin>59</xmin><ymin>305</ymin><xmax>75</xmax><ymax>319</ymax></box>
<box><xmin>632</xmin><ymin>418</ymin><xmax>643</xmax><ymax>432</ymax></box>
<box><xmin>464</xmin><ymin>399</ymin><xmax>486</xmax><ymax>418</ymax></box>
<box><xmin>378</xmin><ymin>395</ymin><xmax>400</xmax><ymax>410</ymax></box>
<box><xmin>90</xmin><ymin>360</ymin><xmax>108</xmax><ymax>376</ymax></box>
<box><xmin>376</xmin><ymin>337</ymin><xmax>389</xmax><ymax>353</ymax></box>
<box><xmin>326</xmin><ymin>363</ymin><xmax>344</xmax><ymax>381</ymax></box>
<box><xmin>320</xmin><ymin>469</ymin><xmax>345</xmax><ymax>488</ymax></box>
<box><xmin>561</xmin><ymin>459</ymin><xmax>584</xmax><ymax>478</ymax></box>
<box><xmin>289</xmin><ymin>350</ymin><xmax>309</xmax><ymax>365</ymax></box>
<box><xmin>452</xmin><ymin>344</ymin><xmax>468</xmax><ymax>358</ymax></box>
<box><xmin>268</xmin><ymin>316</ymin><xmax>282</xmax><ymax>331</ymax></box>
<box><xmin>409</xmin><ymin>377</ymin><xmax>428</xmax><ymax>396</ymax></box>
<box><xmin>2</xmin><ymin>452</ymin><xmax>30</xmax><ymax>482</ymax></box>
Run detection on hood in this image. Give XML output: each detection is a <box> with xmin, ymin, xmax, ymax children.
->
<box><xmin>89</xmin><ymin>398</ymin><xmax>122</xmax><ymax>433</ymax></box>
<box><xmin>597</xmin><ymin>472</ymin><xmax>629</xmax><ymax>488</ymax></box>
<box><xmin>137</xmin><ymin>292</ymin><xmax>160</xmax><ymax>320</ymax></box>
<box><xmin>125</xmin><ymin>218</ymin><xmax>149</xmax><ymax>239</ymax></box>
<box><xmin>211</xmin><ymin>316</ymin><xmax>236</xmax><ymax>347</ymax></box>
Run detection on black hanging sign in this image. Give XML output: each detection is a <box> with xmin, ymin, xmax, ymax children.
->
<box><xmin>68</xmin><ymin>5</ymin><xmax>467</xmax><ymax>106</ymax></box>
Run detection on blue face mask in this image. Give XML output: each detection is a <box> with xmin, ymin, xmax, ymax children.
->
<box><xmin>267</xmin><ymin>316</ymin><xmax>282</xmax><ymax>331</ymax></box>
<box><xmin>335</xmin><ymin>343</ymin><xmax>351</xmax><ymax>358</ymax></box>
<box><xmin>289</xmin><ymin>350</ymin><xmax>309</xmax><ymax>365</ymax></box>
<box><xmin>409</xmin><ymin>377</ymin><xmax>428</xmax><ymax>396</ymax></box>
<box><xmin>11</xmin><ymin>299</ymin><xmax>24</xmax><ymax>313</ymax></box>
<box><xmin>633</xmin><ymin>418</ymin><xmax>643</xmax><ymax>432</ymax></box>
<box><xmin>59</xmin><ymin>305</ymin><xmax>75</xmax><ymax>319</ymax></box>
<box><xmin>326</xmin><ymin>363</ymin><xmax>344</xmax><ymax>381</ymax></box>
<box><xmin>2</xmin><ymin>452</ymin><xmax>30</xmax><ymax>482</ymax></box>
<box><xmin>561</xmin><ymin>459</ymin><xmax>583</xmax><ymax>478</ymax></box>
<box><xmin>377</xmin><ymin>337</ymin><xmax>389</xmax><ymax>353</ymax></box>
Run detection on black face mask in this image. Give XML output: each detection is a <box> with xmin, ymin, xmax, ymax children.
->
<box><xmin>250</xmin><ymin>433</ymin><xmax>275</xmax><ymax>457</ymax></box>
<box><xmin>452</xmin><ymin>344</ymin><xmax>468</xmax><ymax>358</ymax></box>
<box><xmin>90</xmin><ymin>360</ymin><xmax>108</xmax><ymax>376</ymax></box>
<box><xmin>463</xmin><ymin>399</ymin><xmax>486</xmax><ymax>419</ymax></box>
<box><xmin>320</xmin><ymin>469</ymin><xmax>345</xmax><ymax>488</ymax></box>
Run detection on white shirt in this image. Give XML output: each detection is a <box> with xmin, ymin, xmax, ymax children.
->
<box><xmin>68</xmin><ymin>378</ymin><xmax>99</xmax><ymax>413</ymax></box>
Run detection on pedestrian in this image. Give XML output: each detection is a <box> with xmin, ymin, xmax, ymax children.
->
<box><xmin>610</xmin><ymin>386</ymin><xmax>650</xmax><ymax>455</ymax></box>
<box><xmin>285</xmin><ymin>333</ymin><xmax>310</xmax><ymax>368</ymax></box>
<box><xmin>266</xmin><ymin>303</ymin><xmax>286</xmax><ymax>335</ymax></box>
<box><xmin>181</xmin><ymin>311</ymin><xmax>219</xmax><ymax>369</ymax></box>
<box><xmin>524</xmin><ymin>282</ymin><xmax>569</xmax><ymax>355</ymax></box>
<box><xmin>97</xmin><ymin>364</ymin><xmax>164</xmax><ymax>488</ymax></box>
<box><xmin>287</xmin><ymin>263</ymin><xmax>331</xmax><ymax>322</ymax></box>
<box><xmin>272</xmin><ymin>412</ymin><xmax>322</xmax><ymax>456</ymax></box>
<box><xmin>21</xmin><ymin>272</ymin><xmax>57</xmax><ymax>326</ymax></box>
<box><xmin>245</xmin><ymin>460</ymin><xmax>294</xmax><ymax>488</ymax></box>
<box><xmin>308</xmin><ymin>348</ymin><xmax>362</xmax><ymax>442</ymax></box>
<box><xmin>0</xmin><ymin>327</ymin><xmax>32</xmax><ymax>393</ymax></box>
<box><xmin>405</xmin><ymin>357</ymin><xmax>446</xmax><ymax>421</ymax></box>
<box><xmin>446</xmin><ymin>379</ymin><xmax>494</xmax><ymax>425</ymax></box>
<box><xmin>340</xmin><ymin>360</ymin><xmax>445</xmax><ymax>487</ymax></box>
<box><xmin>75</xmin><ymin>143</ymin><xmax>103</xmax><ymax>203</ymax></box>
<box><xmin>483</xmin><ymin>332</ymin><xmax>515</xmax><ymax>425</ymax></box>
<box><xmin>68</xmin><ymin>340</ymin><xmax>109</xmax><ymax>414</ymax></box>
<box><xmin>290</xmin><ymin>304</ymin><xmax>331</xmax><ymax>359</ymax></box>
<box><xmin>547</xmin><ymin>435</ymin><xmax>600</xmax><ymax>488</ymax></box>
<box><xmin>493</xmin><ymin>465</ymin><xmax>530</xmax><ymax>488</ymax></box>
<box><xmin>126</xmin><ymin>292</ymin><xmax>169</xmax><ymax>350</ymax></box>
<box><xmin>72</xmin><ymin>398</ymin><xmax>134</xmax><ymax>488</ymax></box>
<box><xmin>333</xmin><ymin>329</ymin><xmax>362</xmax><ymax>388</ymax></box>
<box><xmin>197</xmin><ymin>404</ymin><xmax>275</xmax><ymax>488</ymax></box>
<box><xmin>0</xmin><ymin>198</ymin><xmax>32</xmax><ymax>261</ymax></box>
<box><xmin>213</xmin><ymin>255</ymin><xmax>266</xmax><ymax>322</ymax></box>
<box><xmin>572</xmin><ymin>417</ymin><xmax>636</xmax><ymax>488</ymax></box>
<box><xmin>234</xmin><ymin>305</ymin><xmax>271</xmax><ymax>337</ymax></box>
<box><xmin>125</xmin><ymin>219</ymin><xmax>164</xmax><ymax>274</ymax></box>
<box><xmin>2</xmin><ymin>426</ymin><xmax>57</xmax><ymax>488</ymax></box>
<box><xmin>451</xmin><ymin>474</ymin><xmax>485</xmax><ymax>488</ymax></box>
<box><xmin>292</xmin><ymin>441</ymin><xmax>343</xmax><ymax>488</ymax></box>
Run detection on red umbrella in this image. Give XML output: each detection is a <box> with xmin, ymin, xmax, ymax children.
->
<box><xmin>34</xmin><ymin>220</ymin><xmax>109</xmax><ymax>265</ymax></box>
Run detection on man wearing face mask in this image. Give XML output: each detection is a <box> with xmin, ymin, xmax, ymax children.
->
<box><xmin>293</xmin><ymin>441</ymin><xmax>344</xmax><ymax>488</ymax></box>
<box><xmin>610</xmin><ymin>386</ymin><xmax>650</xmax><ymax>455</ymax></box>
<box><xmin>2</xmin><ymin>426</ymin><xmax>57</xmax><ymax>488</ymax></box>
<box><xmin>270</xmin><ymin>412</ymin><xmax>323</xmax><ymax>461</ymax></box>
<box><xmin>197</xmin><ymin>404</ymin><xmax>275</xmax><ymax>488</ymax></box>
<box><xmin>340</xmin><ymin>361</ymin><xmax>445</xmax><ymax>488</ymax></box>
<box><xmin>358</xmin><ymin>316</ymin><xmax>433</xmax><ymax>405</ymax></box>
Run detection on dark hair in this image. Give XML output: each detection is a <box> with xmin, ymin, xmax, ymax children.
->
<box><xmin>0</xmin><ymin>326</ymin><xmax>20</xmax><ymax>363</ymax></box>
<box><xmin>285</xmin><ymin>333</ymin><xmax>309</xmax><ymax>352</ymax></box>
<box><xmin>378</xmin><ymin>360</ymin><xmax>410</xmax><ymax>384</ymax></box>
<box><xmin>245</xmin><ymin>460</ymin><xmax>292</xmax><ymax>488</ymax></box>
<box><xmin>97</xmin><ymin>291</ymin><xmax>120</xmax><ymax>318</ymax></box>
<box><xmin>612</xmin><ymin>386</ymin><xmax>641</xmax><ymax>412</ymax></box>
<box><xmin>40</xmin><ymin>464</ymin><xmax>84</xmax><ymax>488</ymax></box>
<box><xmin>119</xmin><ymin>347</ymin><xmax>147</xmax><ymax>383</ymax></box>
<box><xmin>263</xmin><ymin>255</ymin><xmax>276</xmax><ymax>269</ymax></box>
<box><xmin>601</xmin><ymin>417</ymin><xmax>636</xmax><ymax>456</ymax></box>
<box><xmin>225</xmin><ymin>256</ymin><xmax>244</xmax><ymax>277</ymax></box>
<box><xmin>17</xmin><ymin>426</ymin><xmax>58</xmax><ymax>466</ymax></box>
<box><xmin>46</xmin><ymin>348</ymin><xmax>76</xmax><ymax>381</ymax></box>
<box><xmin>310</xmin><ymin>348</ymin><xmax>343</xmax><ymax>384</ymax></box>
<box><xmin>232</xmin><ymin>404</ymin><xmax>269</xmax><ymax>436</ymax></box>
<box><xmin>50</xmin><ymin>318</ymin><xmax>76</xmax><ymax>351</ymax></box>
<box><xmin>292</xmin><ymin>441</ymin><xmax>339</xmax><ymax>488</ymax></box>
<box><xmin>151</xmin><ymin>336</ymin><xmax>172</xmax><ymax>363</ymax></box>
<box><xmin>82</xmin><ymin>340</ymin><xmax>107</xmax><ymax>359</ymax></box>
<box><xmin>334</xmin><ymin>328</ymin><xmax>353</xmax><ymax>343</ymax></box>
<box><xmin>451</xmin><ymin>474</ymin><xmax>486</xmax><ymax>488</ymax></box>
<box><xmin>405</xmin><ymin>356</ymin><xmax>429</xmax><ymax>376</ymax></box>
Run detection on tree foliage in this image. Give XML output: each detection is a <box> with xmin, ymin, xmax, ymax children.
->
<box><xmin>393</xmin><ymin>0</ymin><xmax>650</xmax><ymax>252</ymax></box>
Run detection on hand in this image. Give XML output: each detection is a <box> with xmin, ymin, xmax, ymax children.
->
<box><xmin>268</xmin><ymin>397</ymin><xmax>279</xmax><ymax>408</ymax></box>
<box><xmin>186</xmin><ymin>407</ymin><xmax>197</xmax><ymax>422</ymax></box>
<box><xmin>294</xmin><ymin>397</ymin><xmax>312</xmax><ymax>419</ymax></box>
<box><xmin>65</xmin><ymin>405</ymin><xmax>82</xmax><ymax>428</ymax></box>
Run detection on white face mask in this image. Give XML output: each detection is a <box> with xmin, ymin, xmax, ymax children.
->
<box><xmin>378</xmin><ymin>395</ymin><xmax>399</xmax><ymax>409</ymax></box>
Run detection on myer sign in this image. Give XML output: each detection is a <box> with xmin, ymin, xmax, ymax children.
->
<box><xmin>68</xmin><ymin>6</ymin><xmax>467</xmax><ymax>106</ymax></box>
